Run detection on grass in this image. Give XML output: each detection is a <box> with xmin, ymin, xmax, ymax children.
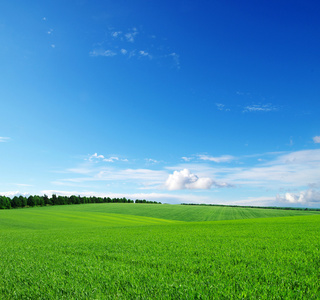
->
<box><xmin>0</xmin><ymin>204</ymin><xmax>319</xmax><ymax>299</ymax></box>
<box><xmin>1</xmin><ymin>202</ymin><xmax>318</xmax><ymax>226</ymax></box>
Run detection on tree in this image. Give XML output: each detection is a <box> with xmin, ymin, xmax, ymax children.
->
<box><xmin>0</xmin><ymin>196</ymin><xmax>11</xmax><ymax>209</ymax></box>
<box><xmin>19</xmin><ymin>195</ymin><xmax>27</xmax><ymax>207</ymax></box>
<box><xmin>27</xmin><ymin>196</ymin><xmax>35</xmax><ymax>207</ymax></box>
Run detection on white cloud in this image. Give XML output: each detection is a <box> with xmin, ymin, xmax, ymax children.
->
<box><xmin>243</xmin><ymin>104</ymin><xmax>278</xmax><ymax>112</ymax></box>
<box><xmin>227</xmin><ymin>196</ymin><xmax>278</xmax><ymax>207</ymax></box>
<box><xmin>88</xmin><ymin>153</ymin><xmax>127</xmax><ymax>163</ymax></box>
<box><xmin>125</xmin><ymin>29</ymin><xmax>138</xmax><ymax>43</ymax></box>
<box><xmin>198</xmin><ymin>154</ymin><xmax>235</xmax><ymax>163</ymax></box>
<box><xmin>216</xmin><ymin>103</ymin><xmax>225</xmax><ymax>111</ymax></box>
<box><xmin>215</xmin><ymin>103</ymin><xmax>230</xmax><ymax>111</ymax></box>
<box><xmin>313</xmin><ymin>136</ymin><xmax>320</xmax><ymax>143</ymax></box>
<box><xmin>97</xmin><ymin>168</ymin><xmax>166</xmax><ymax>182</ymax></box>
<box><xmin>271</xmin><ymin>149</ymin><xmax>320</xmax><ymax>165</ymax></box>
<box><xmin>139</xmin><ymin>50</ymin><xmax>152</xmax><ymax>58</ymax></box>
<box><xmin>40</xmin><ymin>190</ymin><xmax>213</xmax><ymax>204</ymax></box>
<box><xmin>165</xmin><ymin>169</ymin><xmax>215</xmax><ymax>190</ymax></box>
<box><xmin>112</xmin><ymin>31</ymin><xmax>122</xmax><ymax>37</ymax></box>
<box><xmin>89</xmin><ymin>49</ymin><xmax>117</xmax><ymax>57</ymax></box>
<box><xmin>63</xmin><ymin>168</ymin><xmax>168</xmax><ymax>187</ymax></box>
<box><xmin>168</xmin><ymin>52</ymin><xmax>180</xmax><ymax>69</ymax></box>
<box><xmin>277</xmin><ymin>189</ymin><xmax>320</xmax><ymax>205</ymax></box>
<box><xmin>90</xmin><ymin>27</ymin><xmax>179</xmax><ymax>67</ymax></box>
<box><xmin>67</xmin><ymin>168</ymin><xmax>93</xmax><ymax>174</ymax></box>
<box><xmin>0</xmin><ymin>137</ymin><xmax>10</xmax><ymax>142</ymax></box>
<box><xmin>0</xmin><ymin>191</ymin><xmax>30</xmax><ymax>198</ymax></box>
<box><xmin>51</xmin><ymin>44</ymin><xmax>56</xmax><ymax>48</ymax></box>
<box><xmin>88</xmin><ymin>153</ymin><xmax>104</xmax><ymax>161</ymax></box>
<box><xmin>223</xmin><ymin>149</ymin><xmax>320</xmax><ymax>188</ymax></box>
<box><xmin>168</xmin><ymin>149</ymin><xmax>320</xmax><ymax>193</ymax></box>
<box><xmin>103</xmin><ymin>157</ymin><xmax>119</xmax><ymax>162</ymax></box>
<box><xmin>145</xmin><ymin>158</ymin><xmax>158</xmax><ymax>164</ymax></box>
<box><xmin>47</xmin><ymin>29</ymin><xmax>53</xmax><ymax>34</ymax></box>
<box><xmin>181</xmin><ymin>157</ymin><xmax>192</xmax><ymax>162</ymax></box>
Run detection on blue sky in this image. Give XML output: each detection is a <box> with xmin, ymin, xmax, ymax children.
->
<box><xmin>1</xmin><ymin>0</ymin><xmax>320</xmax><ymax>207</ymax></box>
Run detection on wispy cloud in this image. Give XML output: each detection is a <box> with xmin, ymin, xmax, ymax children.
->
<box><xmin>90</xmin><ymin>27</ymin><xmax>179</xmax><ymax>68</ymax></box>
<box><xmin>62</xmin><ymin>167</ymin><xmax>167</xmax><ymax>186</ymax></box>
<box><xmin>139</xmin><ymin>50</ymin><xmax>152</xmax><ymax>59</ymax></box>
<box><xmin>222</xmin><ymin>150</ymin><xmax>320</xmax><ymax>189</ymax></box>
<box><xmin>89</xmin><ymin>49</ymin><xmax>117</xmax><ymax>57</ymax></box>
<box><xmin>145</xmin><ymin>158</ymin><xmax>159</xmax><ymax>164</ymax></box>
<box><xmin>120</xmin><ymin>49</ymin><xmax>127</xmax><ymax>55</ymax></box>
<box><xmin>88</xmin><ymin>153</ymin><xmax>128</xmax><ymax>163</ymax></box>
<box><xmin>125</xmin><ymin>31</ymin><xmax>138</xmax><ymax>42</ymax></box>
<box><xmin>215</xmin><ymin>103</ymin><xmax>230</xmax><ymax>111</ymax></box>
<box><xmin>198</xmin><ymin>154</ymin><xmax>235</xmax><ymax>163</ymax></box>
<box><xmin>181</xmin><ymin>156</ymin><xmax>192</xmax><ymax>162</ymax></box>
<box><xmin>0</xmin><ymin>137</ymin><xmax>10</xmax><ymax>142</ymax></box>
<box><xmin>168</xmin><ymin>150</ymin><xmax>320</xmax><ymax>197</ymax></box>
<box><xmin>168</xmin><ymin>52</ymin><xmax>180</xmax><ymax>69</ymax></box>
<box><xmin>243</xmin><ymin>104</ymin><xmax>278</xmax><ymax>112</ymax></box>
<box><xmin>313</xmin><ymin>136</ymin><xmax>320</xmax><ymax>143</ymax></box>
<box><xmin>41</xmin><ymin>148</ymin><xmax>320</xmax><ymax>206</ymax></box>
<box><xmin>112</xmin><ymin>31</ymin><xmax>122</xmax><ymax>38</ymax></box>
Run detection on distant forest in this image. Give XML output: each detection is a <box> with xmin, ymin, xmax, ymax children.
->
<box><xmin>181</xmin><ymin>203</ymin><xmax>320</xmax><ymax>211</ymax></box>
<box><xmin>0</xmin><ymin>194</ymin><xmax>161</xmax><ymax>209</ymax></box>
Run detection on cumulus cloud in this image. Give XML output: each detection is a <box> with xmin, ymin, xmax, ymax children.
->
<box><xmin>198</xmin><ymin>154</ymin><xmax>234</xmax><ymax>163</ymax></box>
<box><xmin>313</xmin><ymin>136</ymin><xmax>320</xmax><ymax>143</ymax></box>
<box><xmin>120</xmin><ymin>49</ymin><xmax>127</xmax><ymax>55</ymax></box>
<box><xmin>164</xmin><ymin>169</ymin><xmax>230</xmax><ymax>190</ymax></box>
<box><xmin>277</xmin><ymin>189</ymin><xmax>320</xmax><ymax>205</ymax></box>
<box><xmin>0</xmin><ymin>137</ymin><xmax>10</xmax><ymax>142</ymax></box>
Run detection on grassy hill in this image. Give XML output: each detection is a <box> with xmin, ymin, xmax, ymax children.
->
<box><xmin>1</xmin><ymin>203</ymin><xmax>319</xmax><ymax>231</ymax></box>
<box><xmin>1</xmin><ymin>204</ymin><xmax>319</xmax><ymax>299</ymax></box>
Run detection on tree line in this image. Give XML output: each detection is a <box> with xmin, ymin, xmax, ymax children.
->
<box><xmin>181</xmin><ymin>203</ymin><xmax>320</xmax><ymax>211</ymax></box>
<box><xmin>0</xmin><ymin>194</ymin><xmax>161</xmax><ymax>209</ymax></box>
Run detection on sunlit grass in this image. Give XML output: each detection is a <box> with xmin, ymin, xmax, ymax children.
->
<box><xmin>0</xmin><ymin>204</ymin><xmax>319</xmax><ymax>299</ymax></box>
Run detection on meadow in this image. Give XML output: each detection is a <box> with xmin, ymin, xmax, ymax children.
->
<box><xmin>0</xmin><ymin>204</ymin><xmax>319</xmax><ymax>299</ymax></box>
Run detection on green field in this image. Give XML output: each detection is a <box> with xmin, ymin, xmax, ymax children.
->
<box><xmin>1</xmin><ymin>204</ymin><xmax>319</xmax><ymax>299</ymax></box>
